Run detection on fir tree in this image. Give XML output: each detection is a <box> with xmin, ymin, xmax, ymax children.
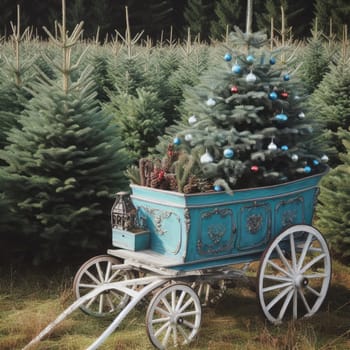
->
<box><xmin>298</xmin><ymin>30</ymin><xmax>332</xmax><ymax>93</ymax></box>
<box><xmin>153</xmin><ymin>27</ymin><xmax>327</xmax><ymax>192</ymax></box>
<box><xmin>313</xmin><ymin>0</ymin><xmax>350</xmax><ymax>39</ymax></box>
<box><xmin>307</xmin><ymin>54</ymin><xmax>350</xmax><ymax>165</ymax></box>
<box><xmin>256</xmin><ymin>0</ymin><xmax>313</xmax><ymax>39</ymax></box>
<box><xmin>105</xmin><ymin>87</ymin><xmax>166</xmax><ymax>162</ymax></box>
<box><xmin>210</xmin><ymin>0</ymin><xmax>244</xmax><ymax>40</ymax></box>
<box><xmin>183</xmin><ymin>0</ymin><xmax>214</xmax><ymax>41</ymax></box>
<box><xmin>316</xmin><ymin>127</ymin><xmax>350</xmax><ymax>263</ymax></box>
<box><xmin>87</xmin><ymin>47</ymin><xmax>115</xmax><ymax>103</ymax></box>
<box><xmin>144</xmin><ymin>45</ymin><xmax>182</xmax><ymax>126</ymax></box>
<box><xmin>0</xmin><ymin>8</ymin><xmax>129</xmax><ymax>264</ymax></box>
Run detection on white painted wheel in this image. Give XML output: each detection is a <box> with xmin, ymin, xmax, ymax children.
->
<box><xmin>146</xmin><ymin>283</ymin><xmax>202</xmax><ymax>349</ymax></box>
<box><xmin>73</xmin><ymin>255</ymin><xmax>134</xmax><ymax>317</ymax></box>
<box><xmin>258</xmin><ymin>225</ymin><xmax>331</xmax><ymax>324</ymax></box>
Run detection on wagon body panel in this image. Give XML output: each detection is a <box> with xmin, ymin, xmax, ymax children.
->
<box><xmin>129</xmin><ymin>170</ymin><xmax>325</xmax><ymax>268</ymax></box>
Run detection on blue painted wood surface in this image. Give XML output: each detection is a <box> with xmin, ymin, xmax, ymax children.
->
<box><xmin>112</xmin><ymin>228</ymin><xmax>150</xmax><ymax>251</ymax></box>
<box><xmin>130</xmin><ymin>168</ymin><xmax>328</xmax><ymax>268</ymax></box>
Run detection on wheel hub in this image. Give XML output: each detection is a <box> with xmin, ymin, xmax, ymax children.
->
<box><xmin>169</xmin><ymin>312</ymin><xmax>184</xmax><ymax>325</ymax></box>
<box><xmin>295</xmin><ymin>274</ymin><xmax>309</xmax><ymax>288</ymax></box>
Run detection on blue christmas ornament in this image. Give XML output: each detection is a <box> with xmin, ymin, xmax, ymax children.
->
<box><xmin>224</xmin><ymin>148</ymin><xmax>234</xmax><ymax>158</ymax></box>
<box><xmin>275</xmin><ymin>113</ymin><xmax>288</xmax><ymax>121</ymax></box>
<box><xmin>269</xmin><ymin>91</ymin><xmax>278</xmax><ymax>100</ymax></box>
<box><xmin>173</xmin><ymin>137</ymin><xmax>181</xmax><ymax>145</ymax></box>
<box><xmin>283</xmin><ymin>74</ymin><xmax>290</xmax><ymax>81</ymax></box>
<box><xmin>246</xmin><ymin>55</ymin><xmax>255</xmax><ymax>63</ymax></box>
<box><xmin>269</xmin><ymin>57</ymin><xmax>276</xmax><ymax>65</ymax></box>
<box><xmin>232</xmin><ymin>64</ymin><xmax>241</xmax><ymax>74</ymax></box>
<box><xmin>214</xmin><ymin>185</ymin><xmax>222</xmax><ymax>192</ymax></box>
<box><xmin>313</xmin><ymin>159</ymin><xmax>320</xmax><ymax>166</ymax></box>
<box><xmin>281</xmin><ymin>145</ymin><xmax>289</xmax><ymax>151</ymax></box>
<box><xmin>304</xmin><ymin>166</ymin><xmax>312</xmax><ymax>173</ymax></box>
<box><xmin>224</xmin><ymin>53</ymin><xmax>232</xmax><ymax>62</ymax></box>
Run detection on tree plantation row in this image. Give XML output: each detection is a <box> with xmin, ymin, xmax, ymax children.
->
<box><xmin>0</xmin><ymin>28</ymin><xmax>349</xmax><ymax>265</ymax></box>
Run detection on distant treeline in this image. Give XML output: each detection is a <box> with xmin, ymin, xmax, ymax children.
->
<box><xmin>0</xmin><ymin>0</ymin><xmax>350</xmax><ymax>42</ymax></box>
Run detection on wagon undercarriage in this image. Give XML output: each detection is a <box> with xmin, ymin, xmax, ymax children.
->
<box><xmin>23</xmin><ymin>224</ymin><xmax>331</xmax><ymax>350</ymax></box>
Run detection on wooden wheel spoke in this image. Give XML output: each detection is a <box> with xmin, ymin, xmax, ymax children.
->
<box><xmin>175</xmin><ymin>290</ymin><xmax>187</xmax><ymax>311</ymax></box>
<box><xmin>105</xmin><ymin>294</ymin><xmax>116</xmax><ymax>312</ymax></box>
<box><xmin>161</xmin><ymin>322</ymin><xmax>172</xmax><ymax>346</ymax></box>
<box><xmin>266</xmin><ymin>285</ymin><xmax>294</xmax><ymax>311</ymax></box>
<box><xmin>277</xmin><ymin>288</ymin><xmax>294</xmax><ymax>321</ymax></box>
<box><xmin>86</xmin><ymin>294</ymin><xmax>98</xmax><ymax>308</ymax></box>
<box><xmin>179</xmin><ymin>310</ymin><xmax>200</xmax><ymax>318</ymax></box>
<box><xmin>85</xmin><ymin>270</ymin><xmax>101</xmax><ymax>285</ymax></box>
<box><xmin>154</xmin><ymin>321</ymin><xmax>170</xmax><ymax>337</ymax></box>
<box><xmin>289</xmin><ymin>232</ymin><xmax>297</xmax><ymax>271</ymax></box>
<box><xmin>179</xmin><ymin>297</ymin><xmax>193</xmax><ymax>313</ymax></box>
<box><xmin>263</xmin><ymin>281</ymin><xmax>293</xmax><ymax>293</ymax></box>
<box><xmin>172</xmin><ymin>324</ymin><xmax>178</xmax><ymax>347</ymax></box>
<box><xmin>108</xmin><ymin>269</ymin><xmax>122</xmax><ymax>282</ymax></box>
<box><xmin>300</xmin><ymin>253</ymin><xmax>326</xmax><ymax>274</ymax></box>
<box><xmin>104</xmin><ymin>261</ymin><xmax>112</xmax><ymax>282</ymax></box>
<box><xmin>306</xmin><ymin>285</ymin><xmax>321</xmax><ymax>297</ymax></box>
<box><xmin>297</xmin><ymin>232</ymin><xmax>313</xmax><ymax>270</ymax></box>
<box><xmin>263</xmin><ymin>274</ymin><xmax>291</xmax><ymax>282</ymax></box>
<box><xmin>96</xmin><ymin>262</ymin><xmax>104</xmax><ymax>282</ymax></box>
<box><xmin>78</xmin><ymin>282</ymin><xmax>97</xmax><ymax>289</ymax></box>
<box><xmin>98</xmin><ymin>294</ymin><xmax>105</xmax><ymax>313</ymax></box>
<box><xmin>152</xmin><ymin>316</ymin><xmax>170</xmax><ymax>325</ymax></box>
<box><xmin>177</xmin><ymin>324</ymin><xmax>191</xmax><ymax>344</ymax></box>
<box><xmin>276</xmin><ymin>245</ymin><xmax>293</xmax><ymax>274</ymax></box>
<box><xmin>160</xmin><ymin>297</ymin><xmax>172</xmax><ymax>313</ymax></box>
<box><xmin>155</xmin><ymin>305</ymin><xmax>170</xmax><ymax>317</ymax></box>
<box><xmin>267</xmin><ymin>259</ymin><xmax>291</xmax><ymax>277</ymax></box>
<box><xmin>293</xmin><ymin>289</ymin><xmax>298</xmax><ymax>320</ymax></box>
<box><xmin>298</xmin><ymin>288</ymin><xmax>312</xmax><ymax>313</ymax></box>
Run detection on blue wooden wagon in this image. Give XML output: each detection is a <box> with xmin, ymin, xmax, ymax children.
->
<box><xmin>23</xmin><ymin>167</ymin><xmax>331</xmax><ymax>350</ymax></box>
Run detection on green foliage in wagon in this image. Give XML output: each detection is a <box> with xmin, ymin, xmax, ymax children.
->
<box><xmin>317</xmin><ymin>127</ymin><xmax>350</xmax><ymax>263</ymax></box>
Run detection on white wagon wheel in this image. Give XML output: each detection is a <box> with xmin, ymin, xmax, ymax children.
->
<box><xmin>146</xmin><ymin>283</ymin><xmax>202</xmax><ymax>349</ymax></box>
<box><xmin>257</xmin><ymin>225</ymin><xmax>331</xmax><ymax>324</ymax></box>
<box><xmin>73</xmin><ymin>255</ymin><xmax>135</xmax><ymax>317</ymax></box>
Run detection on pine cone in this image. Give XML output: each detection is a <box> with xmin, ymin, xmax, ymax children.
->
<box><xmin>183</xmin><ymin>175</ymin><xmax>200</xmax><ymax>193</ymax></box>
<box><xmin>166</xmin><ymin>173</ymin><xmax>178</xmax><ymax>191</ymax></box>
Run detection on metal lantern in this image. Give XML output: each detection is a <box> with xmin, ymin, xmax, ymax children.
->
<box><xmin>111</xmin><ymin>191</ymin><xmax>136</xmax><ymax>230</ymax></box>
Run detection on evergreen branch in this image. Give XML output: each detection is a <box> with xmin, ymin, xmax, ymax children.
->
<box><xmin>42</xmin><ymin>26</ymin><xmax>63</xmax><ymax>47</ymax></box>
<box><xmin>70</xmin><ymin>45</ymin><xmax>90</xmax><ymax>71</ymax></box>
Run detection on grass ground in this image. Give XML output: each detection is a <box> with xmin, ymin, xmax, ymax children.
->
<box><xmin>0</xmin><ymin>260</ymin><xmax>349</xmax><ymax>350</ymax></box>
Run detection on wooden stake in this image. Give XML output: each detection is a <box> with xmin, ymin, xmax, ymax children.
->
<box><xmin>246</xmin><ymin>0</ymin><xmax>253</xmax><ymax>34</ymax></box>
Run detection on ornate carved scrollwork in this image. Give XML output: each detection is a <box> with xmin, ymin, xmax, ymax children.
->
<box><xmin>247</xmin><ymin>214</ymin><xmax>263</xmax><ymax>234</ymax></box>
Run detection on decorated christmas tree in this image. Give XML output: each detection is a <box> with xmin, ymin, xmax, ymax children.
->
<box><xmin>140</xmin><ymin>26</ymin><xmax>328</xmax><ymax>193</ymax></box>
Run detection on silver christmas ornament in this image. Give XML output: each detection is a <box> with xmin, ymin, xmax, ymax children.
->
<box><xmin>291</xmin><ymin>154</ymin><xmax>299</xmax><ymax>162</ymax></box>
<box><xmin>206</xmin><ymin>98</ymin><xmax>216</xmax><ymax>107</ymax></box>
<box><xmin>268</xmin><ymin>138</ymin><xmax>277</xmax><ymax>151</ymax></box>
<box><xmin>321</xmin><ymin>154</ymin><xmax>329</xmax><ymax>163</ymax></box>
<box><xmin>188</xmin><ymin>115</ymin><xmax>197</xmax><ymax>125</ymax></box>
<box><xmin>200</xmin><ymin>149</ymin><xmax>213</xmax><ymax>164</ymax></box>
<box><xmin>246</xmin><ymin>72</ymin><xmax>257</xmax><ymax>83</ymax></box>
<box><xmin>184</xmin><ymin>134</ymin><xmax>193</xmax><ymax>142</ymax></box>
